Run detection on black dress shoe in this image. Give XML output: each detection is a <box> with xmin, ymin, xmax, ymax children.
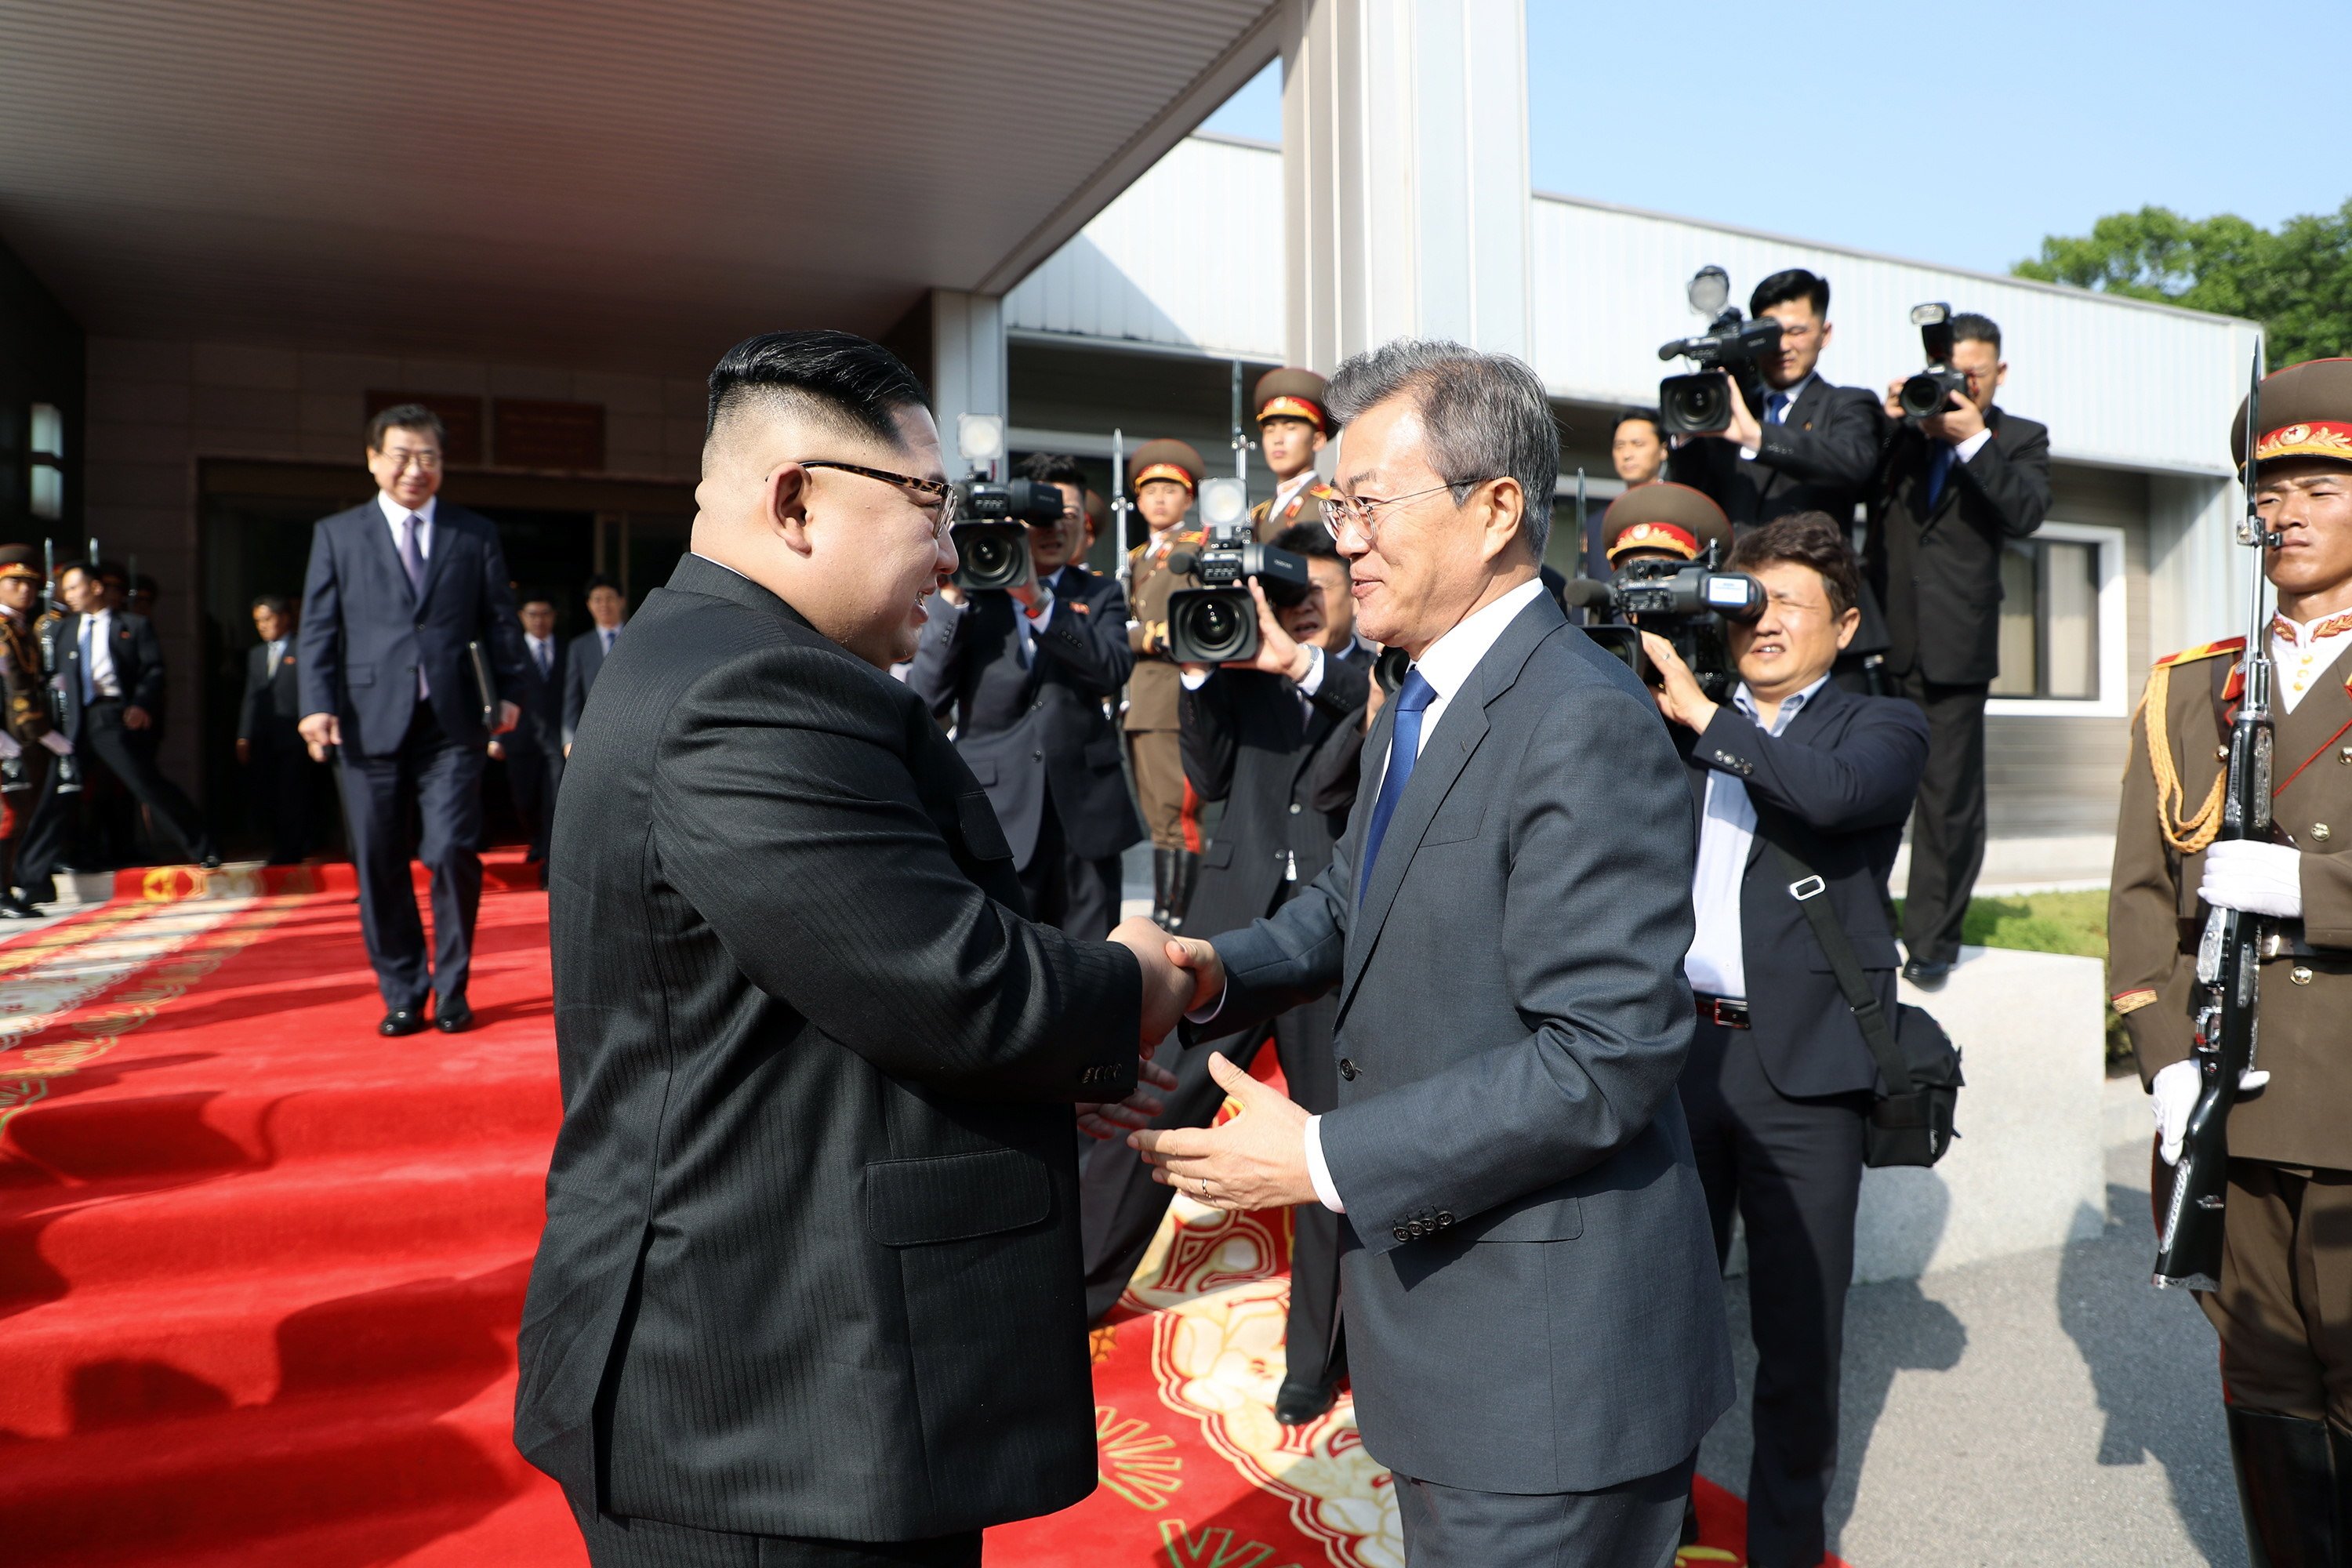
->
<box><xmin>198</xmin><ymin>854</ymin><xmax>223</xmax><ymax>870</ymax></box>
<box><xmin>379</xmin><ymin>1008</ymin><xmax>427</xmax><ymax>1037</ymax></box>
<box><xmin>1273</xmin><ymin>1380</ymin><xmax>1337</xmax><ymax>1426</ymax></box>
<box><xmin>0</xmin><ymin>892</ymin><xmax>42</xmax><ymax>919</ymax></box>
<box><xmin>433</xmin><ymin>1003</ymin><xmax>474</xmax><ymax>1034</ymax></box>
<box><xmin>1901</xmin><ymin>958</ymin><xmax>1952</xmax><ymax>989</ymax></box>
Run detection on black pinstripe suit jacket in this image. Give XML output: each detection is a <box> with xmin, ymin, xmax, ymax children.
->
<box><xmin>514</xmin><ymin>553</ymin><xmax>1141</xmax><ymax>1539</ymax></box>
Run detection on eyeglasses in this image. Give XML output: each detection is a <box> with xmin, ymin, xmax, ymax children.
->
<box><xmin>1322</xmin><ymin>479</ymin><xmax>1493</xmax><ymax>549</ymax></box>
<box><xmin>379</xmin><ymin>448</ymin><xmax>442</xmax><ymax>472</ymax></box>
<box><xmin>798</xmin><ymin>460</ymin><xmax>960</xmax><ymax>539</ymax></box>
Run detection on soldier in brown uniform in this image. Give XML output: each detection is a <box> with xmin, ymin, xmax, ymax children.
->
<box><xmin>2110</xmin><ymin>356</ymin><xmax>2352</xmax><ymax>1561</ymax></box>
<box><xmin>1123</xmin><ymin>438</ymin><xmax>1208</xmax><ymax>925</ymax></box>
<box><xmin>1245</xmin><ymin>368</ymin><xmax>1338</xmax><ymax>542</ymax></box>
<box><xmin>0</xmin><ymin>545</ymin><xmax>56</xmax><ymax>916</ymax></box>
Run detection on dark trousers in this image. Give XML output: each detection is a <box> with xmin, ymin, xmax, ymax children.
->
<box><xmin>506</xmin><ymin>735</ymin><xmax>561</xmax><ymax>863</ymax></box>
<box><xmin>338</xmin><ymin>702</ymin><xmax>485</xmax><ymax>1013</ymax></box>
<box><xmin>1391</xmin><ymin>1450</ymin><xmax>1695</xmax><ymax>1568</ymax></box>
<box><xmin>571</xmin><ymin>1499</ymin><xmax>978</xmax><ymax>1568</ymax></box>
<box><xmin>1682</xmin><ymin>1018</ymin><xmax>1867</xmax><ymax>1568</ymax></box>
<box><xmin>1895</xmin><ymin>670</ymin><xmax>1989</xmax><ymax>966</ymax></box>
<box><xmin>1015</xmin><ymin>794</ymin><xmax>1123</xmax><ymax>941</ymax></box>
<box><xmin>2197</xmin><ymin>1160</ymin><xmax>2352</xmax><ymax>1426</ymax></box>
<box><xmin>15</xmin><ymin>700</ymin><xmax>212</xmax><ymax>891</ymax></box>
<box><xmin>249</xmin><ymin>734</ymin><xmax>320</xmax><ymax>864</ymax></box>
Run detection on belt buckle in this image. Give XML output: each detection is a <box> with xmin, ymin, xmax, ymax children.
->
<box><xmin>1705</xmin><ymin>996</ymin><xmax>1749</xmax><ymax>1029</ymax></box>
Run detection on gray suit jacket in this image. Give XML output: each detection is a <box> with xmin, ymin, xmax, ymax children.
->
<box><xmin>1203</xmin><ymin>589</ymin><xmax>1733</xmax><ymax>1494</ymax></box>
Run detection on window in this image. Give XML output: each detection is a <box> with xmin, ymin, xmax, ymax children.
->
<box><xmin>1987</xmin><ymin>521</ymin><xmax>2127</xmax><ymax>717</ymax></box>
<box><xmin>28</xmin><ymin>403</ymin><xmax>64</xmax><ymax>522</ymax></box>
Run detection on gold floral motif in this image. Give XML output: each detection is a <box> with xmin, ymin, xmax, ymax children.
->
<box><xmin>1155</xmin><ymin>1519</ymin><xmax>1306</xmax><ymax>1567</ymax></box>
<box><xmin>1097</xmin><ymin>1404</ymin><xmax>1184</xmax><ymax>1511</ymax></box>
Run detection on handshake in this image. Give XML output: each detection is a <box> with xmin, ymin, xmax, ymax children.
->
<box><xmin>1071</xmin><ymin>918</ymin><xmax>1226</xmax><ymax>1142</ymax></box>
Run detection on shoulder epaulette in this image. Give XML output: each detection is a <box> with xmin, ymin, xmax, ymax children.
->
<box><xmin>1247</xmin><ymin>498</ymin><xmax>1270</xmax><ymax>519</ymax></box>
<box><xmin>2151</xmin><ymin>637</ymin><xmax>2245</xmax><ymax>671</ymax></box>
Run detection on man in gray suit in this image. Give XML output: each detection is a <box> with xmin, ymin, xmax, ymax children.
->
<box><xmin>561</xmin><ymin>573</ymin><xmax>626</xmax><ymax>755</ymax></box>
<box><xmin>1136</xmin><ymin>339</ymin><xmax>1733</xmax><ymax>1566</ymax></box>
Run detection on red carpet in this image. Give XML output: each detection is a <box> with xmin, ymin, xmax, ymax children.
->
<box><xmin>0</xmin><ymin>858</ymin><xmax>1817</xmax><ymax>1567</ymax></box>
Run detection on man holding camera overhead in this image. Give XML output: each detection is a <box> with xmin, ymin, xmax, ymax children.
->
<box><xmin>908</xmin><ymin>452</ymin><xmax>1140</xmax><ymax>940</ymax></box>
<box><xmin>1866</xmin><ymin>311</ymin><xmax>2050</xmax><ymax>986</ymax></box>
<box><xmin>1124</xmin><ymin>438</ymin><xmax>1210</xmax><ymax>926</ymax></box>
<box><xmin>1668</xmin><ymin>267</ymin><xmax>1888</xmax><ymax>532</ymax></box>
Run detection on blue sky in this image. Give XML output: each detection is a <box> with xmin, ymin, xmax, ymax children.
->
<box><xmin>1197</xmin><ymin>2</ymin><xmax>2345</xmax><ymax>280</ymax></box>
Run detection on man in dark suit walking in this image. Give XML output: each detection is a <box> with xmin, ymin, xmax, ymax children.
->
<box><xmin>514</xmin><ymin>330</ymin><xmax>1189</xmax><ymax>1568</ymax></box>
<box><xmin>1865</xmin><ymin>312</ymin><xmax>2051</xmax><ymax>984</ymax></box>
<box><xmin>1080</xmin><ymin>524</ymin><xmax>1371</xmax><ymax>1421</ymax></box>
<box><xmin>1640</xmin><ymin>513</ymin><xmax>1929</xmax><ymax>1568</ymax></box>
<box><xmin>907</xmin><ymin>451</ymin><xmax>1141</xmax><ymax>938</ymax></box>
<box><xmin>13</xmin><ymin>559</ymin><xmax>217</xmax><ymax>895</ymax></box>
<box><xmin>1138</xmin><ymin>340</ymin><xmax>1732</xmax><ymax>1566</ymax></box>
<box><xmin>236</xmin><ymin>593</ymin><xmax>318</xmax><ymax>865</ymax></box>
<box><xmin>297</xmin><ymin>404</ymin><xmax>528</xmax><ymax>1037</ymax></box>
<box><xmin>495</xmin><ymin>591</ymin><xmax>565</xmax><ymax>871</ymax></box>
<box><xmin>561</xmin><ymin>574</ymin><xmax>625</xmax><ymax>755</ymax></box>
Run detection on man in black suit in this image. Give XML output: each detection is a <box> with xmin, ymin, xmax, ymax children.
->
<box><xmin>236</xmin><ymin>594</ymin><xmax>318</xmax><ymax>865</ymax></box>
<box><xmin>296</xmin><ymin>404</ymin><xmax>528</xmax><ymax>1037</ymax></box>
<box><xmin>561</xmin><ymin>574</ymin><xmax>626</xmax><ymax>755</ymax></box>
<box><xmin>1640</xmin><ymin>513</ymin><xmax>1928</xmax><ymax>1568</ymax></box>
<box><xmin>1670</xmin><ymin>269</ymin><xmax>1888</xmax><ymax>530</ymax></box>
<box><xmin>13</xmin><ymin>560</ymin><xmax>217</xmax><ymax>895</ymax></box>
<box><xmin>907</xmin><ymin>451</ymin><xmax>1142</xmax><ymax>938</ymax></box>
<box><xmin>514</xmin><ymin>330</ymin><xmax>1189</xmax><ymax>1568</ymax></box>
<box><xmin>1866</xmin><ymin>313</ymin><xmax>2051</xmax><ymax>985</ymax></box>
<box><xmin>1080</xmin><ymin>524</ymin><xmax>1372</xmax><ymax>1420</ymax></box>
<box><xmin>493</xmin><ymin>591</ymin><xmax>565</xmax><ymax>871</ymax></box>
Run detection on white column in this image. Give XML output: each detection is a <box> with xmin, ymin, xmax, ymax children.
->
<box><xmin>926</xmin><ymin>289</ymin><xmax>1007</xmax><ymax>476</ymax></box>
<box><xmin>2147</xmin><ymin>474</ymin><xmax>2251</xmax><ymax>689</ymax></box>
<box><xmin>1283</xmin><ymin>0</ymin><xmax>1532</xmax><ymax>372</ymax></box>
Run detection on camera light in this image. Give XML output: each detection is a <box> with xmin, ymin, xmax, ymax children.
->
<box><xmin>1686</xmin><ymin>266</ymin><xmax>1730</xmax><ymax>318</ymax></box>
<box><xmin>1200</xmin><ymin>477</ymin><xmax>1249</xmax><ymax>528</ymax></box>
<box><xmin>956</xmin><ymin>413</ymin><xmax>1004</xmax><ymax>463</ymax></box>
<box><xmin>1910</xmin><ymin>303</ymin><xmax>1951</xmax><ymax>327</ymax></box>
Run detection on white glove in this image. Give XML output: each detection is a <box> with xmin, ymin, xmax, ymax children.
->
<box><xmin>36</xmin><ymin>730</ymin><xmax>71</xmax><ymax>757</ymax></box>
<box><xmin>2151</xmin><ymin>1061</ymin><xmax>2200</xmax><ymax>1166</ymax></box>
<box><xmin>0</xmin><ymin>731</ymin><xmax>18</xmax><ymax>760</ymax></box>
<box><xmin>2199</xmin><ymin>839</ymin><xmax>2303</xmax><ymax>919</ymax></box>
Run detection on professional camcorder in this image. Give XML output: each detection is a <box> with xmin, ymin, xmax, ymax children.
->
<box><xmin>1898</xmin><ymin>302</ymin><xmax>1967</xmax><ymax>422</ymax></box>
<box><xmin>949</xmin><ymin>477</ymin><xmax>1063</xmax><ymax>592</ymax></box>
<box><xmin>1657</xmin><ymin>266</ymin><xmax>1783</xmax><ymax>437</ymax></box>
<box><xmin>1565</xmin><ymin>548</ymin><xmax>1765</xmax><ymax>700</ymax></box>
<box><xmin>1166</xmin><ymin>482</ymin><xmax>1312</xmax><ymax>663</ymax></box>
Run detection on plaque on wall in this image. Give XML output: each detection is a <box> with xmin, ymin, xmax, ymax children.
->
<box><xmin>494</xmin><ymin>399</ymin><xmax>606</xmax><ymax>472</ymax></box>
<box><xmin>365</xmin><ymin>391</ymin><xmax>485</xmax><ymax>466</ymax></box>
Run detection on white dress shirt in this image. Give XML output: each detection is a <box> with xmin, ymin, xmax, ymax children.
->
<box><xmin>526</xmin><ymin>633</ymin><xmax>555</xmax><ymax>680</ymax></box>
<box><xmin>1297</xmin><ymin>575</ymin><xmax>1548</xmax><ymax>1212</ymax></box>
<box><xmin>1265</xmin><ymin>470</ymin><xmax>1318</xmax><ymax>528</ymax></box>
<box><xmin>2272</xmin><ymin>609</ymin><xmax>2352</xmax><ymax>714</ymax></box>
<box><xmin>378</xmin><ymin>491</ymin><xmax>437</xmax><ymax>562</ymax></box>
<box><xmin>80</xmin><ymin>607</ymin><xmax>122</xmax><ymax>700</ymax></box>
<box><xmin>1682</xmin><ymin>675</ymin><xmax>1831</xmax><ymax>1000</ymax></box>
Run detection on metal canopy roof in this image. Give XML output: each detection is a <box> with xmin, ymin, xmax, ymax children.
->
<box><xmin>0</xmin><ymin>0</ymin><xmax>1279</xmax><ymax>372</ymax></box>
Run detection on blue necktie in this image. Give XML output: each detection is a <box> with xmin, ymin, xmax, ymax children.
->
<box><xmin>1926</xmin><ymin>443</ymin><xmax>1956</xmax><ymax>510</ymax></box>
<box><xmin>78</xmin><ymin>618</ymin><xmax>93</xmax><ymax>706</ymax></box>
<box><xmin>1358</xmin><ymin>670</ymin><xmax>1436</xmax><ymax>903</ymax></box>
<box><xmin>1766</xmin><ymin>391</ymin><xmax>1789</xmax><ymax>424</ymax></box>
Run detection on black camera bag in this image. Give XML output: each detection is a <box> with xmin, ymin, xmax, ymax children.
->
<box><xmin>1755</xmin><ymin>827</ymin><xmax>1962</xmax><ymax>1168</ymax></box>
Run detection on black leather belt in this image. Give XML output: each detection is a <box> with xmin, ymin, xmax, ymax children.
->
<box><xmin>1695</xmin><ymin>994</ymin><xmax>1750</xmax><ymax>1029</ymax></box>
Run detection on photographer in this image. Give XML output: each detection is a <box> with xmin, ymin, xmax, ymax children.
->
<box><xmin>1668</xmin><ymin>268</ymin><xmax>1887</xmax><ymax>529</ymax></box>
<box><xmin>1639</xmin><ymin>512</ymin><xmax>1927</xmax><ymax>1568</ymax></box>
<box><xmin>908</xmin><ymin>451</ymin><xmax>1142</xmax><ymax>938</ymax></box>
<box><xmin>1866</xmin><ymin>311</ymin><xmax>2050</xmax><ymax>985</ymax></box>
<box><xmin>1079</xmin><ymin>523</ymin><xmax>1370</xmax><ymax>1420</ymax></box>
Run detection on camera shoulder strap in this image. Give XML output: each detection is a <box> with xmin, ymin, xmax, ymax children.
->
<box><xmin>1751</xmin><ymin>804</ymin><xmax>1915</xmax><ymax>1097</ymax></box>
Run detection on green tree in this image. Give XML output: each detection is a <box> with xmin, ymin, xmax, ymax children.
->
<box><xmin>2014</xmin><ymin>201</ymin><xmax>2352</xmax><ymax>367</ymax></box>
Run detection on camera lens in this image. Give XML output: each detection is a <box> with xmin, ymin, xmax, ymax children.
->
<box><xmin>964</xmin><ymin>533</ymin><xmax>1011</xmax><ymax>579</ymax></box>
<box><xmin>1659</xmin><ymin>372</ymin><xmax>1730</xmax><ymax>437</ymax></box>
<box><xmin>1183</xmin><ymin>595</ymin><xmax>1248</xmax><ymax>660</ymax></box>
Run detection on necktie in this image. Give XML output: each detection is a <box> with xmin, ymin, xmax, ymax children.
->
<box><xmin>1358</xmin><ymin>670</ymin><xmax>1436</xmax><ymax>903</ymax></box>
<box><xmin>1926</xmin><ymin>444</ymin><xmax>1956</xmax><ymax>510</ymax></box>
<box><xmin>602</xmin><ymin>627</ymin><xmax>616</xmax><ymax>655</ymax></box>
<box><xmin>1766</xmin><ymin>391</ymin><xmax>1789</xmax><ymax>425</ymax></box>
<box><xmin>78</xmin><ymin>617</ymin><xmax>94</xmax><ymax>705</ymax></box>
<box><xmin>398</xmin><ymin>514</ymin><xmax>425</xmax><ymax>592</ymax></box>
<box><xmin>535</xmin><ymin>641</ymin><xmax>550</xmax><ymax>678</ymax></box>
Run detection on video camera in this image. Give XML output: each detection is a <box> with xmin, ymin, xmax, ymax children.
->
<box><xmin>1564</xmin><ymin>546</ymin><xmax>1764</xmax><ymax>700</ymax></box>
<box><xmin>1166</xmin><ymin>479</ymin><xmax>1312</xmax><ymax>662</ymax></box>
<box><xmin>1898</xmin><ymin>302</ymin><xmax>1967</xmax><ymax>422</ymax></box>
<box><xmin>1657</xmin><ymin>267</ymin><xmax>1783</xmax><ymax>438</ymax></box>
<box><xmin>949</xmin><ymin>477</ymin><xmax>1064</xmax><ymax>592</ymax></box>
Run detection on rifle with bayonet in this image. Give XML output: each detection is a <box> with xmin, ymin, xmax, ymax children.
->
<box><xmin>2154</xmin><ymin>349</ymin><xmax>2275</xmax><ymax>1291</ymax></box>
<box><xmin>36</xmin><ymin>537</ymin><xmax>81</xmax><ymax>796</ymax></box>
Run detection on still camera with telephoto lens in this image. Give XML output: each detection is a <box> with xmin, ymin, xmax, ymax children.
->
<box><xmin>1898</xmin><ymin>303</ymin><xmax>1967</xmax><ymax>422</ymax></box>
<box><xmin>1657</xmin><ymin>266</ymin><xmax>1784</xmax><ymax>437</ymax></box>
<box><xmin>1166</xmin><ymin>479</ymin><xmax>1312</xmax><ymax>663</ymax></box>
<box><xmin>949</xmin><ymin>477</ymin><xmax>1063</xmax><ymax>592</ymax></box>
<box><xmin>1571</xmin><ymin>546</ymin><xmax>1765</xmax><ymax>701</ymax></box>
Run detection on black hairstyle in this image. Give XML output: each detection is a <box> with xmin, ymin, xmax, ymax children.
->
<box><xmin>368</xmin><ymin>402</ymin><xmax>446</xmax><ymax>451</ymax></box>
<box><xmin>1725</xmin><ymin>510</ymin><xmax>1860</xmax><ymax>619</ymax></box>
<box><xmin>1018</xmin><ymin>452</ymin><xmax>1087</xmax><ymax>490</ymax></box>
<box><xmin>704</xmin><ymin>330</ymin><xmax>929</xmax><ymax>448</ymax></box>
<box><xmin>1750</xmin><ymin>267</ymin><xmax>1830</xmax><ymax>319</ymax></box>
<box><xmin>1951</xmin><ymin>312</ymin><xmax>2002</xmax><ymax>354</ymax></box>
<box><xmin>1271</xmin><ymin>521</ymin><xmax>1343</xmax><ymax>564</ymax></box>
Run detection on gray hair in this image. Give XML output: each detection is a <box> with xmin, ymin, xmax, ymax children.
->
<box><xmin>1327</xmin><ymin>339</ymin><xmax>1559</xmax><ymax>558</ymax></box>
